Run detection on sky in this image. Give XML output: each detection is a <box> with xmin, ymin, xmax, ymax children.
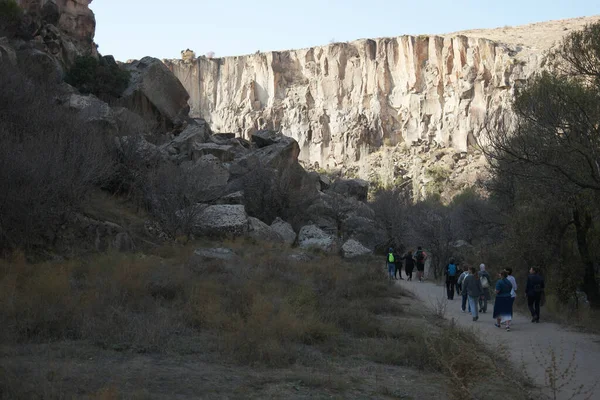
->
<box><xmin>91</xmin><ymin>0</ymin><xmax>600</xmax><ymax>61</ymax></box>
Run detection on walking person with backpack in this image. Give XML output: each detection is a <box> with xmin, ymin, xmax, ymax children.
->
<box><xmin>386</xmin><ymin>248</ymin><xmax>396</xmax><ymax>281</ymax></box>
<box><xmin>457</xmin><ymin>267</ymin><xmax>471</xmax><ymax>312</ymax></box>
<box><xmin>445</xmin><ymin>258</ymin><xmax>458</xmax><ymax>300</ymax></box>
<box><xmin>462</xmin><ymin>266</ymin><xmax>484</xmax><ymax>321</ymax></box>
<box><xmin>494</xmin><ymin>271</ymin><xmax>513</xmax><ymax>331</ymax></box>
<box><xmin>394</xmin><ymin>248</ymin><xmax>404</xmax><ymax>280</ymax></box>
<box><xmin>478</xmin><ymin>264</ymin><xmax>492</xmax><ymax>313</ymax></box>
<box><xmin>415</xmin><ymin>246</ymin><xmax>427</xmax><ymax>282</ymax></box>
<box><xmin>525</xmin><ymin>266</ymin><xmax>545</xmax><ymax>323</ymax></box>
<box><xmin>403</xmin><ymin>251</ymin><xmax>415</xmax><ymax>281</ymax></box>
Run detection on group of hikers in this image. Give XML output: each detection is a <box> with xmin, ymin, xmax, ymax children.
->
<box><xmin>445</xmin><ymin>259</ymin><xmax>546</xmax><ymax>331</ymax></box>
<box><xmin>387</xmin><ymin>248</ymin><xmax>546</xmax><ymax>331</ymax></box>
<box><xmin>386</xmin><ymin>247</ymin><xmax>428</xmax><ymax>283</ymax></box>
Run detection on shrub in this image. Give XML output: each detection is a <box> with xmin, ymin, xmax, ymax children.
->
<box><xmin>0</xmin><ymin>63</ymin><xmax>113</xmax><ymax>252</ymax></box>
<box><xmin>66</xmin><ymin>56</ymin><xmax>130</xmax><ymax>99</ymax></box>
<box><xmin>0</xmin><ymin>0</ymin><xmax>22</xmax><ymax>37</ymax></box>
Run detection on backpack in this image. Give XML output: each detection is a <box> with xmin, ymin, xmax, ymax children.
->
<box><xmin>388</xmin><ymin>253</ymin><xmax>395</xmax><ymax>263</ymax></box>
<box><xmin>481</xmin><ymin>275</ymin><xmax>490</xmax><ymax>289</ymax></box>
<box><xmin>448</xmin><ymin>263</ymin><xmax>457</xmax><ymax>276</ymax></box>
<box><xmin>416</xmin><ymin>250</ymin><xmax>425</xmax><ymax>262</ymax></box>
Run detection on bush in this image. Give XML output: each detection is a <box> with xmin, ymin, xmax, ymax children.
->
<box><xmin>0</xmin><ymin>0</ymin><xmax>22</xmax><ymax>37</ymax></box>
<box><xmin>0</xmin><ymin>64</ymin><xmax>113</xmax><ymax>252</ymax></box>
<box><xmin>66</xmin><ymin>56</ymin><xmax>130</xmax><ymax>99</ymax></box>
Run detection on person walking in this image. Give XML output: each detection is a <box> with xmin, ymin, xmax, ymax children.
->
<box><xmin>478</xmin><ymin>264</ymin><xmax>492</xmax><ymax>313</ymax></box>
<box><xmin>462</xmin><ymin>266</ymin><xmax>484</xmax><ymax>321</ymax></box>
<box><xmin>386</xmin><ymin>248</ymin><xmax>396</xmax><ymax>281</ymax></box>
<box><xmin>494</xmin><ymin>271</ymin><xmax>514</xmax><ymax>331</ymax></box>
<box><xmin>394</xmin><ymin>249</ymin><xmax>404</xmax><ymax>280</ymax></box>
<box><xmin>404</xmin><ymin>251</ymin><xmax>415</xmax><ymax>281</ymax></box>
<box><xmin>505</xmin><ymin>267</ymin><xmax>518</xmax><ymax>307</ymax></box>
<box><xmin>445</xmin><ymin>258</ymin><xmax>458</xmax><ymax>300</ymax></box>
<box><xmin>457</xmin><ymin>267</ymin><xmax>470</xmax><ymax>312</ymax></box>
<box><xmin>525</xmin><ymin>266</ymin><xmax>545</xmax><ymax>323</ymax></box>
<box><xmin>415</xmin><ymin>246</ymin><xmax>427</xmax><ymax>282</ymax></box>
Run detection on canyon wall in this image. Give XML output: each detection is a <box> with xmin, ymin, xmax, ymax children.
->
<box><xmin>163</xmin><ymin>17</ymin><xmax>598</xmax><ymax>197</ymax></box>
<box><xmin>165</xmin><ymin>35</ymin><xmax>539</xmax><ymax>169</ymax></box>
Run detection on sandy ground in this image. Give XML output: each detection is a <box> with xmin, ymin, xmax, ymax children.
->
<box><xmin>399</xmin><ymin>279</ymin><xmax>600</xmax><ymax>400</ymax></box>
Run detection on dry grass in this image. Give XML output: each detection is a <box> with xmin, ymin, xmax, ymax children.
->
<box><xmin>0</xmin><ymin>241</ymin><xmax>531</xmax><ymax>399</ymax></box>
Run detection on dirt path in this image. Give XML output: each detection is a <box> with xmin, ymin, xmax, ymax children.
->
<box><xmin>398</xmin><ymin>279</ymin><xmax>600</xmax><ymax>400</ymax></box>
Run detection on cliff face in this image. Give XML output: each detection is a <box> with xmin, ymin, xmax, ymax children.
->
<box><xmin>17</xmin><ymin>0</ymin><xmax>97</xmax><ymax>64</ymax></box>
<box><xmin>165</xmin><ymin>35</ymin><xmax>537</xmax><ymax>168</ymax></box>
<box><xmin>163</xmin><ymin>17</ymin><xmax>598</xmax><ymax>196</ymax></box>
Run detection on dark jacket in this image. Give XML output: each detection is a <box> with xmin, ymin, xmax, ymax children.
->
<box><xmin>404</xmin><ymin>254</ymin><xmax>415</xmax><ymax>270</ymax></box>
<box><xmin>526</xmin><ymin>274</ymin><xmax>545</xmax><ymax>297</ymax></box>
<box><xmin>462</xmin><ymin>274</ymin><xmax>484</xmax><ymax>298</ymax></box>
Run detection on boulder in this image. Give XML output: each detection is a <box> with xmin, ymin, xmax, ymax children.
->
<box><xmin>68</xmin><ymin>93</ymin><xmax>117</xmax><ymax>133</ymax></box>
<box><xmin>327</xmin><ymin>178</ymin><xmax>369</xmax><ymax>202</ymax></box>
<box><xmin>164</xmin><ymin>122</ymin><xmax>211</xmax><ymax>160</ymax></box>
<box><xmin>121</xmin><ymin>57</ymin><xmax>190</xmax><ymax>130</ymax></box>
<box><xmin>16</xmin><ymin>48</ymin><xmax>63</xmax><ymax>83</ymax></box>
<box><xmin>270</xmin><ymin>217</ymin><xmax>296</xmax><ymax>245</ymax></box>
<box><xmin>251</xmin><ymin>129</ymin><xmax>280</xmax><ymax>148</ymax></box>
<box><xmin>113</xmin><ymin>106</ymin><xmax>151</xmax><ymax>135</ymax></box>
<box><xmin>252</xmin><ymin>134</ymin><xmax>300</xmax><ymax>170</ymax></box>
<box><xmin>319</xmin><ymin>174</ymin><xmax>331</xmax><ymax>191</ymax></box>
<box><xmin>340</xmin><ymin>215</ymin><xmax>387</xmax><ymax>251</ymax></box>
<box><xmin>248</xmin><ymin>217</ymin><xmax>284</xmax><ymax>242</ymax></box>
<box><xmin>297</xmin><ymin>225</ymin><xmax>336</xmax><ymax>252</ymax></box>
<box><xmin>115</xmin><ymin>135</ymin><xmax>163</xmax><ymax>163</ymax></box>
<box><xmin>341</xmin><ymin>239</ymin><xmax>372</xmax><ymax>258</ymax></box>
<box><xmin>191</xmin><ymin>143</ymin><xmax>235</xmax><ymax>162</ymax></box>
<box><xmin>216</xmin><ymin>191</ymin><xmax>245</xmax><ymax>205</ymax></box>
<box><xmin>192</xmin><ymin>204</ymin><xmax>249</xmax><ymax>237</ymax></box>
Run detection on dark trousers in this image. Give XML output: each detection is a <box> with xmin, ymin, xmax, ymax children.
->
<box><xmin>395</xmin><ymin>265</ymin><xmax>402</xmax><ymax>279</ymax></box>
<box><xmin>528</xmin><ymin>294</ymin><xmax>542</xmax><ymax>319</ymax></box>
<box><xmin>406</xmin><ymin>269</ymin><xmax>413</xmax><ymax>281</ymax></box>
<box><xmin>446</xmin><ymin>276</ymin><xmax>456</xmax><ymax>299</ymax></box>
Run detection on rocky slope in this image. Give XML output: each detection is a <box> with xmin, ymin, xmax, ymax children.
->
<box><xmin>164</xmin><ymin>16</ymin><xmax>599</xmax><ymax>199</ymax></box>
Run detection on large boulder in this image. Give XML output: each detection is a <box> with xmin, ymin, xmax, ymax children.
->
<box><xmin>192</xmin><ymin>204</ymin><xmax>249</xmax><ymax>238</ymax></box>
<box><xmin>327</xmin><ymin>179</ymin><xmax>369</xmax><ymax>202</ymax></box>
<box><xmin>340</xmin><ymin>215</ymin><xmax>387</xmax><ymax>252</ymax></box>
<box><xmin>341</xmin><ymin>239</ymin><xmax>372</xmax><ymax>259</ymax></box>
<box><xmin>252</xmin><ymin>134</ymin><xmax>300</xmax><ymax>171</ymax></box>
<box><xmin>297</xmin><ymin>225</ymin><xmax>336</xmax><ymax>252</ymax></box>
<box><xmin>191</xmin><ymin>143</ymin><xmax>236</xmax><ymax>162</ymax></box>
<box><xmin>270</xmin><ymin>217</ymin><xmax>296</xmax><ymax>245</ymax></box>
<box><xmin>68</xmin><ymin>93</ymin><xmax>117</xmax><ymax>133</ymax></box>
<box><xmin>121</xmin><ymin>57</ymin><xmax>190</xmax><ymax>131</ymax></box>
<box><xmin>251</xmin><ymin>129</ymin><xmax>280</xmax><ymax>148</ymax></box>
<box><xmin>0</xmin><ymin>37</ymin><xmax>17</xmax><ymax>65</ymax></box>
<box><xmin>248</xmin><ymin>217</ymin><xmax>284</xmax><ymax>242</ymax></box>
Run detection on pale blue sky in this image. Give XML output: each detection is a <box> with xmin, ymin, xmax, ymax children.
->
<box><xmin>91</xmin><ymin>0</ymin><xmax>600</xmax><ymax>61</ymax></box>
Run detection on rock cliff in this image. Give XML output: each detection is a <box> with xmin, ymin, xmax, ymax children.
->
<box><xmin>164</xmin><ymin>16</ymin><xmax>599</xmax><ymax>197</ymax></box>
<box><xmin>16</xmin><ymin>0</ymin><xmax>97</xmax><ymax>64</ymax></box>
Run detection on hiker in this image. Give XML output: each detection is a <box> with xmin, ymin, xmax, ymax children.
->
<box><xmin>445</xmin><ymin>257</ymin><xmax>458</xmax><ymax>300</ymax></box>
<box><xmin>386</xmin><ymin>248</ymin><xmax>396</xmax><ymax>281</ymax></box>
<box><xmin>403</xmin><ymin>251</ymin><xmax>415</xmax><ymax>281</ymax></box>
<box><xmin>494</xmin><ymin>271</ymin><xmax>513</xmax><ymax>331</ymax></box>
<box><xmin>525</xmin><ymin>266</ymin><xmax>545</xmax><ymax>323</ymax></box>
<box><xmin>457</xmin><ymin>267</ymin><xmax>470</xmax><ymax>312</ymax></box>
<box><xmin>504</xmin><ymin>267</ymin><xmax>518</xmax><ymax>308</ymax></box>
<box><xmin>394</xmin><ymin>248</ymin><xmax>404</xmax><ymax>280</ymax></box>
<box><xmin>462</xmin><ymin>266</ymin><xmax>484</xmax><ymax>321</ymax></box>
<box><xmin>415</xmin><ymin>246</ymin><xmax>427</xmax><ymax>282</ymax></box>
<box><xmin>455</xmin><ymin>266</ymin><xmax>464</xmax><ymax>295</ymax></box>
<box><xmin>478</xmin><ymin>264</ymin><xmax>492</xmax><ymax>313</ymax></box>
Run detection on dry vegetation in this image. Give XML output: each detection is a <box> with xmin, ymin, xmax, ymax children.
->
<box><xmin>0</xmin><ymin>240</ymin><xmax>530</xmax><ymax>399</ymax></box>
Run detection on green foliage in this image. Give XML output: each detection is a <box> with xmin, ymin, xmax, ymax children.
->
<box><xmin>425</xmin><ymin>165</ymin><xmax>451</xmax><ymax>196</ymax></box>
<box><xmin>66</xmin><ymin>56</ymin><xmax>130</xmax><ymax>99</ymax></box>
<box><xmin>0</xmin><ymin>0</ymin><xmax>22</xmax><ymax>36</ymax></box>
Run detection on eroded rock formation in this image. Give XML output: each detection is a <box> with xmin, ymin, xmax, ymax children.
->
<box><xmin>164</xmin><ymin>17</ymin><xmax>599</xmax><ymax>197</ymax></box>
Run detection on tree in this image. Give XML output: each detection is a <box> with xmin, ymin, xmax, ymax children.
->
<box><xmin>481</xmin><ymin>23</ymin><xmax>600</xmax><ymax>307</ymax></box>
